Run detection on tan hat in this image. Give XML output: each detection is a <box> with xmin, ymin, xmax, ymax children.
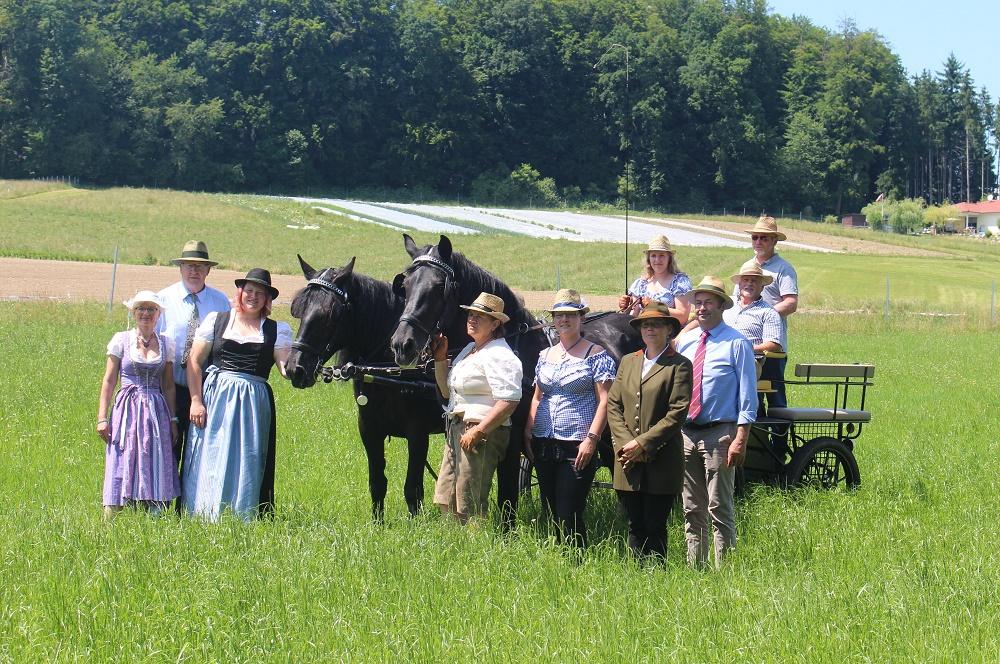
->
<box><xmin>689</xmin><ymin>275</ymin><xmax>734</xmax><ymax>310</ymax></box>
<box><xmin>123</xmin><ymin>290</ymin><xmax>163</xmax><ymax>311</ymax></box>
<box><xmin>745</xmin><ymin>216</ymin><xmax>786</xmax><ymax>241</ymax></box>
<box><xmin>644</xmin><ymin>235</ymin><xmax>675</xmax><ymax>253</ymax></box>
<box><xmin>460</xmin><ymin>292</ymin><xmax>510</xmax><ymax>323</ymax></box>
<box><xmin>171</xmin><ymin>240</ymin><xmax>218</xmax><ymax>266</ymax></box>
<box><xmin>547</xmin><ymin>288</ymin><xmax>589</xmax><ymax>315</ymax></box>
<box><xmin>629</xmin><ymin>301</ymin><xmax>682</xmax><ymax>337</ymax></box>
<box><xmin>730</xmin><ymin>259</ymin><xmax>774</xmax><ymax>285</ymax></box>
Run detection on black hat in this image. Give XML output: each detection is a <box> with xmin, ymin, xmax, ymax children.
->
<box><xmin>235</xmin><ymin>268</ymin><xmax>279</xmax><ymax>299</ymax></box>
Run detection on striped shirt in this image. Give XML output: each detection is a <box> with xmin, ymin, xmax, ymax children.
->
<box><xmin>531</xmin><ymin>350</ymin><xmax>617</xmax><ymax>441</ymax></box>
<box><xmin>723</xmin><ymin>298</ymin><xmax>783</xmax><ymax>350</ymax></box>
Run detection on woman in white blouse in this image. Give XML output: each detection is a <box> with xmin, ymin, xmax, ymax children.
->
<box><xmin>181</xmin><ymin>268</ymin><xmax>291</xmax><ymax>521</ymax></box>
<box><xmin>430</xmin><ymin>292</ymin><xmax>523</xmax><ymax>524</ymax></box>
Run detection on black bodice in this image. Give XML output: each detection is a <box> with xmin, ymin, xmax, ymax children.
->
<box><xmin>210</xmin><ymin>311</ymin><xmax>278</xmax><ymax>379</ymax></box>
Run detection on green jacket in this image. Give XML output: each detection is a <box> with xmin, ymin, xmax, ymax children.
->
<box><xmin>607</xmin><ymin>348</ymin><xmax>692</xmax><ymax>494</ymax></box>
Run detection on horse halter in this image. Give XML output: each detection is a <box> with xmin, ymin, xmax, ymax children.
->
<box><xmin>290</xmin><ymin>274</ymin><xmax>351</xmax><ymax>363</ymax></box>
<box><xmin>395</xmin><ymin>254</ymin><xmax>460</xmax><ymax>350</ymax></box>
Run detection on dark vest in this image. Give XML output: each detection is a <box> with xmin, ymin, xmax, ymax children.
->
<box><xmin>210</xmin><ymin>311</ymin><xmax>277</xmax><ymax>379</ymax></box>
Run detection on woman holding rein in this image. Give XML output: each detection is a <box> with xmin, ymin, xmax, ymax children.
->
<box><xmin>182</xmin><ymin>268</ymin><xmax>291</xmax><ymax>521</ymax></box>
<box><xmin>430</xmin><ymin>292</ymin><xmax>523</xmax><ymax>524</ymax></box>
<box><xmin>523</xmin><ymin>289</ymin><xmax>616</xmax><ymax>547</ymax></box>
<box><xmin>97</xmin><ymin>291</ymin><xmax>180</xmax><ymax>518</ymax></box>
<box><xmin>618</xmin><ymin>235</ymin><xmax>692</xmax><ymax>324</ymax></box>
<box><xmin>607</xmin><ymin>301</ymin><xmax>692</xmax><ymax>560</ymax></box>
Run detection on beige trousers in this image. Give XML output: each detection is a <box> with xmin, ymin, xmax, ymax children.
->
<box><xmin>682</xmin><ymin>422</ymin><xmax>737</xmax><ymax>567</ymax></box>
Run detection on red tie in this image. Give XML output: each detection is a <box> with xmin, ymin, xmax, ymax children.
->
<box><xmin>688</xmin><ymin>330</ymin><xmax>709</xmax><ymax>421</ymax></box>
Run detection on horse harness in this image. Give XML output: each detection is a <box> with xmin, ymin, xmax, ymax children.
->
<box><xmin>290</xmin><ymin>271</ymin><xmax>353</xmax><ymax>364</ymax></box>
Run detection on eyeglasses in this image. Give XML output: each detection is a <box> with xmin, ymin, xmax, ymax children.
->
<box><xmin>750</xmin><ymin>235</ymin><xmax>772</xmax><ymax>241</ymax></box>
<box><xmin>134</xmin><ymin>306</ymin><xmax>158</xmax><ymax>314</ymax></box>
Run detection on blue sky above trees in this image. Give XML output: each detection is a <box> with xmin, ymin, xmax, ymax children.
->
<box><xmin>768</xmin><ymin>0</ymin><xmax>997</xmax><ymax>100</ymax></box>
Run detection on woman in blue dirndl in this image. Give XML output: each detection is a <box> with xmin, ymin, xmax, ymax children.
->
<box><xmin>181</xmin><ymin>269</ymin><xmax>291</xmax><ymax>521</ymax></box>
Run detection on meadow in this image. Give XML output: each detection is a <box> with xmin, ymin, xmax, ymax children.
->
<box><xmin>3</xmin><ymin>181</ymin><xmax>1000</xmax><ymax>320</ymax></box>
<box><xmin>2</xmin><ymin>182</ymin><xmax>1000</xmax><ymax>660</ymax></box>
<box><xmin>1</xmin><ymin>304</ymin><xmax>998</xmax><ymax>661</ymax></box>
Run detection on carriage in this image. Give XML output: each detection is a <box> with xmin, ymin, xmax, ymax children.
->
<box><xmin>739</xmin><ymin>360</ymin><xmax>874</xmax><ymax>491</ymax></box>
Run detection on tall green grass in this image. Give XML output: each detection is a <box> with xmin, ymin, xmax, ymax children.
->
<box><xmin>1</xmin><ymin>303</ymin><xmax>997</xmax><ymax>660</ymax></box>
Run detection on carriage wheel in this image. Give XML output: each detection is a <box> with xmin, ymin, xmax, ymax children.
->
<box><xmin>786</xmin><ymin>436</ymin><xmax>860</xmax><ymax>490</ymax></box>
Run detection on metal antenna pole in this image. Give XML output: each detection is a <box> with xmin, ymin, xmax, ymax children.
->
<box><xmin>595</xmin><ymin>43</ymin><xmax>631</xmax><ymax>294</ymax></box>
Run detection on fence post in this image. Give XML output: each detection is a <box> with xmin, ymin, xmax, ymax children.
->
<box><xmin>883</xmin><ymin>276</ymin><xmax>890</xmax><ymax>319</ymax></box>
<box><xmin>108</xmin><ymin>246</ymin><xmax>120</xmax><ymax>314</ymax></box>
<box><xmin>555</xmin><ymin>265</ymin><xmax>561</xmax><ymax>291</ymax></box>
<box><xmin>992</xmin><ymin>279</ymin><xmax>996</xmax><ymax>322</ymax></box>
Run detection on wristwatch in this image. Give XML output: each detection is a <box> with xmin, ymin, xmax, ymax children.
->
<box><xmin>585</xmin><ymin>432</ymin><xmax>600</xmax><ymax>442</ymax></box>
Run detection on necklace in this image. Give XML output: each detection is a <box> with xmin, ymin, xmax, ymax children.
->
<box><xmin>558</xmin><ymin>336</ymin><xmax>584</xmax><ymax>360</ymax></box>
<box><xmin>137</xmin><ymin>330</ymin><xmax>155</xmax><ymax>349</ymax></box>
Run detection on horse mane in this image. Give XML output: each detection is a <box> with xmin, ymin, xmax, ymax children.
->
<box><xmin>448</xmin><ymin>251</ymin><xmax>538</xmax><ymax>329</ymax></box>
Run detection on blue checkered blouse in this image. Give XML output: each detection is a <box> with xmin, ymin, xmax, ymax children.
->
<box><xmin>531</xmin><ymin>349</ymin><xmax>618</xmax><ymax>441</ymax></box>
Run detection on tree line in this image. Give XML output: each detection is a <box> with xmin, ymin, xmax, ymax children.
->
<box><xmin>1</xmin><ymin>0</ymin><xmax>997</xmax><ymax>216</ymax></box>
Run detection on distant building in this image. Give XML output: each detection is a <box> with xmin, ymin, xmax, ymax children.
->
<box><xmin>955</xmin><ymin>200</ymin><xmax>1000</xmax><ymax>234</ymax></box>
<box><xmin>841</xmin><ymin>213</ymin><xmax>868</xmax><ymax>228</ymax></box>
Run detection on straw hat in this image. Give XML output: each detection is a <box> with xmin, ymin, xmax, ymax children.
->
<box><xmin>123</xmin><ymin>290</ymin><xmax>163</xmax><ymax>311</ymax></box>
<box><xmin>644</xmin><ymin>235</ymin><xmax>675</xmax><ymax>254</ymax></box>
<box><xmin>730</xmin><ymin>259</ymin><xmax>774</xmax><ymax>285</ymax></box>
<box><xmin>547</xmin><ymin>288</ymin><xmax>589</xmax><ymax>315</ymax></box>
<box><xmin>170</xmin><ymin>240</ymin><xmax>218</xmax><ymax>266</ymax></box>
<box><xmin>629</xmin><ymin>301</ymin><xmax>682</xmax><ymax>336</ymax></box>
<box><xmin>235</xmin><ymin>267</ymin><xmax>279</xmax><ymax>299</ymax></box>
<box><xmin>745</xmin><ymin>216</ymin><xmax>786</xmax><ymax>241</ymax></box>
<box><xmin>460</xmin><ymin>292</ymin><xmax>509</xmax><ymax>323</ymax></box>
<box><xmin>689</xmin><ymin>275</ymin><xmax>734</xmax><ymax>310</ymax></box>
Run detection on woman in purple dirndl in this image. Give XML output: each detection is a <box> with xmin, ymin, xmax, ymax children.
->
<box><xmin>97</xmin><ymin>291</ymin><xmax>181</xmax><ymax>518</ymax></box>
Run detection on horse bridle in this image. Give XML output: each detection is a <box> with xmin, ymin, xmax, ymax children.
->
<box><xmin>290</xmin><ymin>273</ymin><xmax>351</xmax><ymax>364</ymax></box>
<box><xmin>394</xmin><ymin>254</ymin><xmax>459</xmax><ymax>358</ymax></box>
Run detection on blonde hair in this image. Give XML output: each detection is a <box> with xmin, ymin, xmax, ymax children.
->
<box><xmin>642</xmin><ymin>251</ymin><xmax>680</xmax><ymax>280</ymax></box>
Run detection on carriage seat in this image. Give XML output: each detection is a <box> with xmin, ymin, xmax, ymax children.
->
<box><xmin>766</xmin><ymin>407</ymin><xmax>871</xmax><ymax>423</ymax></box>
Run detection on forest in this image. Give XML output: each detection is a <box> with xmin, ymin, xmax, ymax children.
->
<box><xmin>1</xmin><ymin>0</ymin><xmax>997</xmax><ymax>215</ymax></box>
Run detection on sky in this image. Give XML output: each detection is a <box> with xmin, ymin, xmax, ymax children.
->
<box><xmin>767</xmin><ymin>0</ymin><xmax>998</xmax><ymax>103</ymax></box>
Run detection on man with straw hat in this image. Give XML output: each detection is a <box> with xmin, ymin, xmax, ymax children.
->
<box><xmin>736</xmin><ymin>216</ymin><xmax>798</xmax><ymax>411</ymax></box>
<box><xmin>675</xmin><ymin>276</ymin><xmax>757</xmax><ymax>568</ymax></box>
<box><xmin>156</xmin><ymin>241</ymin><xmax>231</xmax><ymax>483</ymax></box>
<box><xmin>724</xmin><ymin>260</ymin><xmax>783</xmax><ymax>358</ymax></box>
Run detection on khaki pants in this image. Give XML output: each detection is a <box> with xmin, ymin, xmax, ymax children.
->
<box><xmin>682</xmin><ymin>422</ymin><xmax>737</xmax><ymax>567</ymax></box>
<box><xmin>434</xmin><ymin>417</ymin><xmax>510</xmax><ymax>519</ymax></box>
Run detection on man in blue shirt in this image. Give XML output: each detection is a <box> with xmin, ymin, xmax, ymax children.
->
<box><xmin>676</xmin><ymin>275</ymin><xmax>757</xmax><ymax>568</ymax></box>
<box><xmin>156</xmin><ymin>241</ymin><xmax>231</xmax><ymax>475</ymax></box>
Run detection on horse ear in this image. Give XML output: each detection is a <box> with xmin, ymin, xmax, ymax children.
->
<box><xmin>403</xmin><ymin>233</ymin><xmax>419</xmax><ymax>258</ymax></box>
<box><xmin>298</xmin><ymin>254</ymin><xmax>316</xmax><ymax>280</ymax></box>
<box><xmin>437</xmin><ymin>235</ymin><xmax>452</xmax><ymax>261</ymax></box>
<box><xmin>341</xmin><ymin>256</ymin><xmax>356</xmax><ymax>278</ymax></box>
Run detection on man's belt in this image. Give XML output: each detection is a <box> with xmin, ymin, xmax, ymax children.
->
<box><xmin>683</xmin><ymin>420</ymin><xmax>734</xmax><ymax>431</ymax></box>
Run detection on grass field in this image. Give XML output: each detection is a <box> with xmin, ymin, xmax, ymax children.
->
<box><xmin>2</xmin><ymin>181</ymin><xmax>1000</xmax><ymax>660</ymax></box>
<box><xmin>1</xmin><ymin>303</ymin><xmax>998</xmax><ymax>661</ymax></box>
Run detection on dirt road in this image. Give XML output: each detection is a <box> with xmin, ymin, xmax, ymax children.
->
<box><xmin>0</xmin><ymin>257</ymin><xmax>620</xmax><ymax>311</ymax></box>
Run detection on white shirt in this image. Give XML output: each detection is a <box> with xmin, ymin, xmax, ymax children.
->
<box><xmin>195</xmin><ymin>311</ymin><xmax>293</xmax><ymax>349</ymax></box>
<box><xmin>156</xmin><ymin>281</ymin><xmax>232</xmax><ymax>385</ymax></box>
<box><xmin>447</xmin><ymin>338</ymin><xmax>523</xmax><ymax>425</ymax></box>
<box><xmin>107</xmin><ymin>330</ymin><xmax>176</xmax><ymax>364</ymax></box>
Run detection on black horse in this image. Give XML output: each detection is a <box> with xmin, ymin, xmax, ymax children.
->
<box><xmin>286</xmin><ymin>255</ymin><xmax>443</xmax><ymax>519</ymax></box>
<box><xmin>388</xmin><ymin>234</ymin><xmax>642</xmax><ymax>527</ymax></box>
